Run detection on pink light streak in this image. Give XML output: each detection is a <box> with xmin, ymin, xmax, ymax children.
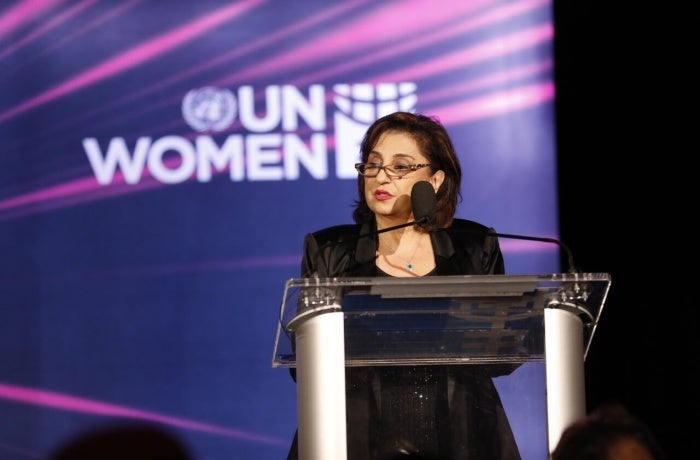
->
<box><xmin>0</xmin><ymin>0</ymin><xmax>266</xmax><ymax>124</ymax></box>
<box><xmin>0</xmin><ymin>382</ymin><xmax>288</xmax><ymax>446</ymax></box>
<box><xmin>419</xmin><ymin>59</ymin><xmax>552</xmax><ymax>105</ymax></box>
<box><xmin>19</xmin><ymin>0</ymin><xmax>376</xmax><ymax>143</ymax></box>
<box><xmin>379</xmin><ymin>23</ymin><xmax>554</xmax><ymax>84</ymax></box>
<box><xmin>4</xmin><ymin>1</ymin><xmax>143</xmax><ymax>66</ymax></box>
<box><xmin>0</xmin><ymin>162</ymin><xmax>164</xmax><ymax>220</ymax></box>
<box><xmin>0</xmin><ymin>0</ymin><xmax>97</xmax><ymax>61</ymax></box>
<box><xmin>432</xmin><ymin>81</ymin><xmax>555</xmax><ymax>124</ymax></box>
<box><xmin>245</xmin><ymin>0</ymin><xmax>547</xmax><ymax>88</ymax></box>
<box><xmin>0</xmin><ymin>0</ymin><xmax>65</xmax><ymax>39</ymax></box>
<box><xmin>499</xmin><ymin>239</ymin><xmax>559</xmax><ymax>254</ymax></box>
<box><xmin>214</xmin><ymin>0</ymin><xmax>496</xmax><ymax>86</ymax></box>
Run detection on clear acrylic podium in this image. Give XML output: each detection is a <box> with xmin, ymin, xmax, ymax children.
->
<box><xmin>272</xmin><ymin>273</ymin><xmax>611</xmax><ymax>460</ymax></box>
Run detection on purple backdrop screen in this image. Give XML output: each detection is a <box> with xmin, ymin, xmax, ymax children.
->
<box><xmin>1</xmin><ymin>1</ymin><xmax>557</xmax><ymax>459</ymax></box>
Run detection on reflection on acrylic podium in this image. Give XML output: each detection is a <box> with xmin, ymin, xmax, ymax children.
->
<box><xmin>272</xmin><ymin>273</ymin><xmax>611</xmax><ymax>460</ymax></box>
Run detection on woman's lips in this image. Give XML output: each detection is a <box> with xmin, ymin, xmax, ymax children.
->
<box><xmin>374</xmin><ymin>190</ymin><xmax>393</xmax><ymax>201</ymax></box>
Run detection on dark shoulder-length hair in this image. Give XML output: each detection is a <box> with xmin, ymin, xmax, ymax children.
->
<box><xmin>352</xmin><ymin>111</ymin><xmax>462</xmax><ymax>230</ymax></box>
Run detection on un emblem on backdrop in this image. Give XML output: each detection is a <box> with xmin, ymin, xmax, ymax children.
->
<box><xmin>332</xmin><ymin>82</ymin><xmax>417</xmax><ymax>178</ymax></box>
<box><xmin>332</xmin><ymin>82</ymin><xmax>417</xmax><ymax>123</ymax></box>
<box><xmin>182</xmin><ymin>87</ymin><xmax>237</xmax><ymax>132</ymax></box>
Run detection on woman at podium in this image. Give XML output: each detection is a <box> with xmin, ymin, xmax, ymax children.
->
<box><xmin>287</xmin><ymin>111</ymin><xmax>521</xmax><ymax>460</ymax></box>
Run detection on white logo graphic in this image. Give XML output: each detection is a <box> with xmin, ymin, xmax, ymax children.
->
<box><xmin>84</xmin><ymin>83</ymin><xmax>416</xmax><ymax>185</ymax></box>
<box><xmin>182</xmin><ymin>87</ymin><xmax>236</xmax><ymax>132</ymax></box>
<box><xmin>333</xmin><ymin>82</ymin><xmax>417</xmax><ymax>178</ymax></box>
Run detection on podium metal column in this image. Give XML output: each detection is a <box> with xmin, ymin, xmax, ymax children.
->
<box><xmin>294</xmin><ymin>308</ymin><xmax>347</xmax><ymax>460</ymax></box>
<box><xmin>544</xmin><ymin>307</ymin><xmax>586</xmax><ymax>453</ymax></box>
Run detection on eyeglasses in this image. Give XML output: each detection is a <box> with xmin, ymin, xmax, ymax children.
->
<box><xmin>354</xmin><ymin>162</ymin><xmax>431</xmax><ymax>178</ymax></box>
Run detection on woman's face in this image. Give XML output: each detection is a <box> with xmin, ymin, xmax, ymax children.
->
<box><xmin>363</xmin><ymin>131</ymin><xmax>442</xmax><ymax>222</ymax></box>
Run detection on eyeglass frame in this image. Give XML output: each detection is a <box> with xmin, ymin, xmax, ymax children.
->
<box><xmin>354</xmin><ymin>162</ymin><xmax>432</xmax><ymax>178</ymax></box>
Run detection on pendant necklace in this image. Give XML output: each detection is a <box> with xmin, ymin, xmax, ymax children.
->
<box><xmin>394</xmin><ymin>233</ymin><xmax>423</xmax><ymax>272</ymax></box>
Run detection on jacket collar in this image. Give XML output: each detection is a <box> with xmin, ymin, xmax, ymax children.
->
<box><xmin>351</xmin><ymin>222</ymin><xmax>460</xmax><ymax>276</ymax></box>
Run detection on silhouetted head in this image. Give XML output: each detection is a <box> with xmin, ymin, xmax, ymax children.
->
<box><xmin>50</xmin><ymin>423</ymin><xmax>195</xmax><ymax>460</ymax></box>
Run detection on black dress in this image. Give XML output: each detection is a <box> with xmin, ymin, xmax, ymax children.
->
<box><xmin>287</xmin><ymin>219</ymin><xmax>521</xmax><ymax>460</ymax></box>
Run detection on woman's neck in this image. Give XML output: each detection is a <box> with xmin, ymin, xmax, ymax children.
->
<box><xmin>377</xmin><ymin>226</ymin><xmax>416</xmax><ymax>249</ymax></box>
<box><xmin>375</xmin><ymin>227</ymin><xmax>434</xmax><ymax>277</ymax></box>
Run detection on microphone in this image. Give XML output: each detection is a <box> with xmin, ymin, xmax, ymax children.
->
<box><xmin>314</xmin><ymin>180</ymin><xmax>577</xmax><ymax>273</ymax></box>
<box><xmin>410</xmin><ymin>182</ymin><xmax>577</xmax><ymax>272</ymax></box>
<box><xmin>411</xmin><ymin>180</ymin><xmax>437</xmax><ymax>228</ymax></box>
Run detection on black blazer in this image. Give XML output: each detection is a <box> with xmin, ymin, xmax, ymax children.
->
<box><xmin>301</xmin><ymin>218</ymin><xmax>505</xmax><ymax>278</ymax></box>
<box><xmin>288</xmin><ymin>218</ymin><xmax>521</xmax><ymax>460</ymax></box>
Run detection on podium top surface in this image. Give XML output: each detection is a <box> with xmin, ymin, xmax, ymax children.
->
<box><xmin>272</xmin><ymin>273</ymin><xmax>611</xmax><ymax>367</ymax></box>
